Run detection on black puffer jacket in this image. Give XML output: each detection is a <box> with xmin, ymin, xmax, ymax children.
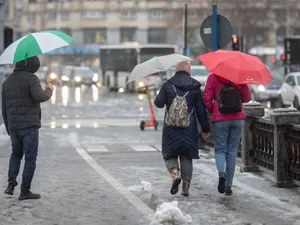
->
<box><xmin>2</xmin><ymin>56</ymin><xmax>53</xmax><ymax>133</ymax></box>
<box><xmin>154</xmin><ymin>71</ymin><xmax>210</xmax><ymax>160</ymax></box>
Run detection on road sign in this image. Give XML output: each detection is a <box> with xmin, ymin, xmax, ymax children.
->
<box><xmin>200</xmin><ymin>14</ymin><xmax>233</xmax><ymax>49</ymax></box>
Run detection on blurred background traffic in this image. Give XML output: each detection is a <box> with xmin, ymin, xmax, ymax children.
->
<box><xmin>1</xmin><ymin>1</ymin><xmax>300</xmax><ymax>111</ymax></box>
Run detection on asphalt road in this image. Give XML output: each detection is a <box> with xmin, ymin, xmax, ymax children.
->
<box><xmin>0</xmin><ymin>85</ymin><xmax>299</xmax><ymax>225</ymax></box>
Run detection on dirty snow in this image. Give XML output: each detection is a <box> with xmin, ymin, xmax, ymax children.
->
<box><xmin>128</xmin><ymin>181</ymin><xmax>153</xmax><ymax>193</ymax></box>
<box><xmin>150</xmin><ymin>201</ymin><xmax>192</xmax><ymax>225</ymax></box>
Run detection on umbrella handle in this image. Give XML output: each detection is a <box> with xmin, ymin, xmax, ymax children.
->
<box><xmin>41</xmin><ymin>67</ymin><xmax>48</xmax><ymax>84</ymax></box>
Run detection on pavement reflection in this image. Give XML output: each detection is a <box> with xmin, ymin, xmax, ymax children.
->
<box><xmin>50</xmin><ymin>84</ymin><xmax>100</xmax><ymax>105</ymax></box>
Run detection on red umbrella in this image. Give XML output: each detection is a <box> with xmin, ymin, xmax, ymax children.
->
<box><xmin>197</xmin><ymin>50</ymin><xmax>273</xmax><ymax>85</ymax></box>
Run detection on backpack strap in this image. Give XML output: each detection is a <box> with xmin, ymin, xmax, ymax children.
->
<box><xmin>172</xmin><ymin>84</ymin><xmax>178</xmax><ymax>94</ymax></box>
<box><xmin>215</xmin><ymin>74</ymin><xmax>223</xmax><ymax>84</ymax></box>
<box><xmin>172</xmin><ymin>84</ymin><xmax>189</xmax><ymax>97</ymax></box>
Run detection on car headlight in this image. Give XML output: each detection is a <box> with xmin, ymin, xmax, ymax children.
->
<box><xmin>75</xmin><ymin>76</ymin><xmax>82</xmax><ymax>82</ymax></box>
<box><xmin>50</xmin><ymin>73</ymin><xmax>57</xmax><ymax>80</ymax></box>
<box><xmin>61</xmin><ymin>76</ymin><xmax>70</xmax><ymax>81</ymax></box>
<box><xmin>138</xmin><ymin>81</ymin><xmax>144</xmax><ymax>87</ymax></box>
<box><xmin>258</xmin><ymin>85</ymin><xmax>266</xmax><ymax>92</ymax></box>
<box><xmin>93</xmin><ymin>73</ymin><xmax>98</xmax><ymax>82</ymax></box>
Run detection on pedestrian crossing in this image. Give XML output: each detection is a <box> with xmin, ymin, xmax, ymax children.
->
<box><xmin>83</xmin><ymin>143</ymin><xmax>162</xmax><ymax>154</ymax></box>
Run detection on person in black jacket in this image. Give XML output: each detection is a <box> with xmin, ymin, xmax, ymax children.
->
<box><xmin>2</xmin><ymin>56</ymin><xmax>53</xmax><ymax>200</ymax></box>
<box><xmin>154</xmin><ymin>61</ymin><xmax>210</xmax><ymax>196</ymax></box>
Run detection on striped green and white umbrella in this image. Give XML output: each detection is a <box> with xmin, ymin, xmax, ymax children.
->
<box><xmin>0</xmin><ymin>30</ymin><xmax>75</xmax><ymax>65</ymax></box>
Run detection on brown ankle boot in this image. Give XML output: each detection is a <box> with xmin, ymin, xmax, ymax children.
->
<box><xmin>181</xmin><ymin>180</ymin><xmax>190</xmax><ymax>197</ymax></box>
<box><xmin>170</xmin><ymin>168</ymin><xmax>181</xmax><ymax>195</ymax></box>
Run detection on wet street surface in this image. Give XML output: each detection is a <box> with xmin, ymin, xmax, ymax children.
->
<box><xmin>0</xmin><ymin>85</ymin><xmax>300</xmax><ymax>225</ymax></box>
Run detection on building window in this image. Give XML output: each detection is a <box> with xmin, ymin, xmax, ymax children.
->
<box><xmin>28</xmin><ymin>0</ymin><xmax>37</xmax><ymax>3</ymax></box>
<box><xmin>81</xmin><ymin>11</ymin><xmax>105</xmax><ymax>19</ymax></box>
<box><xmin>48</xmin><ymin>12</ymin><xmax>57</xmax><ymax>20</ymax></box>
<box><xmin>120</xmin><ymin>10</ymin><xmax>136</xmax><ymax>20</ymax></box>
<box><xmin>61</xmin><ymin>11</ymin><xmax>70</xmax><ymax>20</ymax></box>
<box><xmin>120</xmin><ymin>28</ymin><xmax>137</xmax><ymax>43</ymax></box>
<box><xmin>189</xmin><ymin>11</ymin><xmax>199</xmax><ymax>20</ymax></box>
<box><xmin>148</xmin><ymin>28</ymin><xmax>167</xmax><ymax>44</ymax></box>
<box><xmin>27</xmin><ymin>13</ymin><xmax>36</xmax><ymax>24</ymax></box>
<box><xmin>150</xmin><ymin>9</ymin><xmax>165</xmax><ymax>20</ymax></box>
<box><xmin>83</xmin><ymin>28</ymin><xmax>106</xmax><ymax>44</ymax></box>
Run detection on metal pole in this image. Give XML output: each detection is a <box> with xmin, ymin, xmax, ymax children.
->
<box><xmin>0</xmin><ymin>1</ymin><xmax>5</xmax><ymax>54</ymax></box>
<box><xmin>286</xmin><ymin>0</ymin><xmax>290</xmax><ymax>37</ymax></box>
<box><xmin>212</xmin><ymin>0</ymin><xmax>219</xmax><ymax>51</ymax></box>
<box><xmin>183</xmin><ymin>2</ymin><xmax>188</xmax><ymax>56</ymax></box>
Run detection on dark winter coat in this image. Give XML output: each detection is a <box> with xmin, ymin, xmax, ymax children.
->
<box><xmin>2</xmin><ymin>56</ymin><xmax>53</xmax><ymax>134</ymax></box>
<box><xmin>154</xmin><ymin>71</ymin><xmax>210</xmax><ymax>160</ymax></box>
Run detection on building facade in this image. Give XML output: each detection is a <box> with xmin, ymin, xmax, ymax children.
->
<box><xmin>5</xmin><ymin>0</ymin><xmax>300</xmax><ymax>54</ymax></box>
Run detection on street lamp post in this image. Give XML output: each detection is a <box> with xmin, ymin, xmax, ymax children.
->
<box><xmin>211</xmin><ymin>0</ymin><xmax>219</xmax><ymax>51</ymax></box>
<box><xmin>183</xmin><ymin>0</ymin><xmax>188</xmax><ymax>56</ymax></box>
<box><xmin>286</xmin><ymin>0</ymin><xmax>291</xmax><ymax>37</ymax></box>
<box><xmin>0</xmin><ymin>0</ymin><xmax>6</xmax><ymax>54</ymax></box>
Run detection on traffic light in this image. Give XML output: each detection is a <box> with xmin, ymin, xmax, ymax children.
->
<box><xmin>4</xmin><ymin>26</ymin><xmax>13</xmax><ymax>49</ymax></box>
<box><xmin>231</xmin><ymin>35</ymin><xmax>239</xmax><ymax>51</ymax></box>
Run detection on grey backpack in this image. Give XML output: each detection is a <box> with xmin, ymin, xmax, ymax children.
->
<box><xmin>165</xmin><ymin>85</ymin><xmax>193</xmax><ymax>128</ymax></box>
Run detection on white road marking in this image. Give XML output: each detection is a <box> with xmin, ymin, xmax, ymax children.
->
<box><xmin>130</xmin><ymin>144</ymin><xmax>157</xmax><ymax>152</ymax></box>
<box><xmin>154</xmin><ymin>145</ymin><xmax>162</xmax><ymax>151</ymax></box>
<box><xmin>68</xmin><ymin>133</ymin><xmax>154</xmax><ymax>218</ymax></box>
<box><xmin>86</xmin><ymin>145</ymin><xmax>108</xmax><ymax>152</ymax></box>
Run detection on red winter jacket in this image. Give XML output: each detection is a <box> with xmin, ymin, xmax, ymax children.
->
<box><xmin>204</xmin><ymin>74</ymin><xmax>252</xmax><ymax>122</ymax></box>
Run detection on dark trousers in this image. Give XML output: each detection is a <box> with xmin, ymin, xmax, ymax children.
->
<box><xmin>8</xmin><ymin>128</ymin><xmax>39</xmax><ymax>193</ymax></box>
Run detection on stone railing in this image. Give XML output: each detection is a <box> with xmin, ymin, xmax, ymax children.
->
<box><xmin>200</xmin><ymin>102</ymin><xmax>300</xmax><ymax>188</ymax></box>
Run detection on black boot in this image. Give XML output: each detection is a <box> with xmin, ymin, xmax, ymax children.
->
<box><xmin>225</xmin><ymin>186</ymin><xmax>233</xmax><ymax>196</ymax></box>
<box><xmin>18</xmin><ymin>191</ymin><xmax>41</xmax><ymax>201</ymax></box>
<box><xmin>218</xmin><ymin>172</ymin><xmax>226</xmax><ymax>194</ymax></box>
<box><xmin>4</xmin><ymin>184</ymin><xmax>15</xmax><ymax>196</ymax></box>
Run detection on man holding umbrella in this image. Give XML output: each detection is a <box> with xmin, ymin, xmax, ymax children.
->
<box><xmin>2</xmin><ymin>56</ymin><xmax>53</xmax><ymax>200</ymax></box>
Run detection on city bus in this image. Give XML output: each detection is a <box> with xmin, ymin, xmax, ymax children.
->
<box><xmin>100</xmin><ymin>43</ymin><xmax>178</xmax><ymax>92</ymax></box>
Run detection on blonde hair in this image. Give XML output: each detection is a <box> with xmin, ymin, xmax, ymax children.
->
<box><xmin>176</xmin><ymin>61</ymin><xmax>191</xmax><ymax>73</ymax></box>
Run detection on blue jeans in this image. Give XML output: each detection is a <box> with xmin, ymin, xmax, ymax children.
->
<box><xmin>8</xmin><ymin>128</ymin><xmax>39</xmax><ymax>192</ymax></box>
<box><xmin>212</xmin><ymin>120</ymin><xmax>244</xmax><ymax>187</ymax></box>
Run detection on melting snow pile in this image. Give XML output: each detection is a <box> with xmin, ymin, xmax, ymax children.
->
<box><xmin>151</xmin><ymin>201</ymin><xmax>192</xmax><ymax>225</ymax></box>
<box><xmin>128</xmin><ymin>181</ymin><xmax>153</xmax><ymax>193</ymax></box>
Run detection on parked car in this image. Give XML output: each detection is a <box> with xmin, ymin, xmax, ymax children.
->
<box><xmin>249</xmin><ymin>68</ymin><xmax>284</xmax><ymax>107</ymax></box>
<box><xmin>278</xmin><ymin>72</ymin><xmax>300</xmax><ymax>109</ymax></box>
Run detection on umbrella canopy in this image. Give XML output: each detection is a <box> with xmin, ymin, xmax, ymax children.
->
<box><xmin>197</xmin><ymin>50</ymin><xmax>273</xmax><ymax>85</ymax></box>
<box><xmin>0</xmin><ymin>30</ymin><xmax>75</xmax><ymax>65</ymax></box>
<box><xmin>127</xmin><ymin>54</ymin><xmax>193</xmax><ymax>83</ymax></box>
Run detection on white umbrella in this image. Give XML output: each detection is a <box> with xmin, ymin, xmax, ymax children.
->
<box><xmin>127</xmin><ymin>54</ymin><xmax>193</xmax><ymax>83</ymax></box>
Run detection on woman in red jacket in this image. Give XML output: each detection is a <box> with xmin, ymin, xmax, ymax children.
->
<box><xmin>204</xmin><ymin>74</ymin><xmax>251</xmax><ymax>196</ymax></box>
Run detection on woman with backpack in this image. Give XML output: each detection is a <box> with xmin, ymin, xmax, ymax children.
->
<box><xmin>204</xmin><ymin>74</ymin><xmax>251</xmax><ymax>196</ymax></box>
<box><xmin>154</xmin><ymin>61</ymin><xmax>210</xmax><ymax>197</ymax></box>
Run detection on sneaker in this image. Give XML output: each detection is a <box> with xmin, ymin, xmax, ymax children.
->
<box><xmin>4</xmin><ymin>184</ymin><xmax>15</xmax><ymax>196</ymax></box>
<box><xmin>218</xmin><ymin>172</ymin><xmax>226</xmax><ymax>194</ymax></box>
<box><xmin>225</xmin><ymin>187</ymin><xmax>233</xmax><ymax>196</ymax></box>
<box><xmin>181</xmin><ymin>180</ymin><xmax>190</xmax><ymax>197</ymax></box>
<box><xmin>18</xmin><ymin>191</ymin><xmax>41</xmax><ymax>201</ymax></box>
